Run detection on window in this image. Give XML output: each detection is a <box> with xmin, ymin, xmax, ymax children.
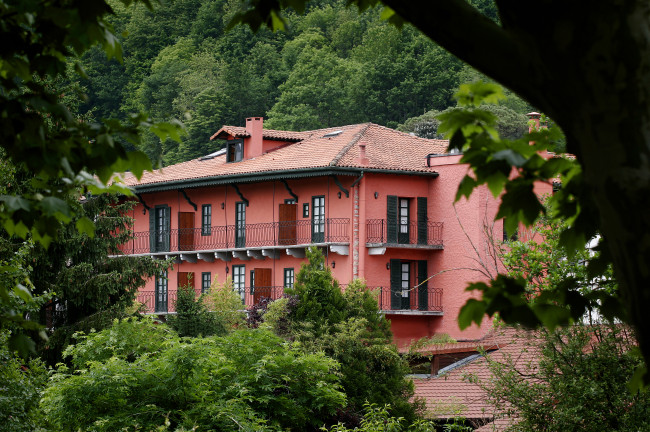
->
<box><xmin>389</xmin><ymin>260</ymin><xmax>429</xmax><ymax>311</ymax></box>
<box><xmin>233</xmin><ymin>265</ymin><xmax>245</xmax><ymax>303</ymax></box>
<box><xmin>150</xmin><ymin>205</ymin><xmax>170</xmax><ymax>252</ymax></box>
<box><xmin>285</xmin><ymin>198</ymin><xmax>296</xmax><ymax>204</ymax></box>
<box><xmin>284</xmin><ymin>268</ymin><xmax>294</xmax><ymax>289</ymax></box>
<box><xmin>226</xmin><ymin>140</ymin><xmax>243</xmax><ymax>162</ymax></box>
<box><xmin>303</xmin><ymin>203</ymin><xmax>309</xmax><ymax>217</ymax></box>
<box><xmin>503</xmin><ymin>218</ymin><xmax>518</xmax><ymax>242</ymax></box>
<box><xmin>155</xmin><ymin>271</ymin><xmax>168</xmax><ymax>313</ymax></box>
<box><xmin>401</xmin><ymin>262</ymin><xmax>410</xmax><ymax>305</ymax></box>
<box><xmin>201</xmin><ymin>272</ymin><xmax>211</xmax><ymax>294</ymax></box>
<box><xmin>387</xmin><ymin>196</ymin><xmax>411</xmax><ymax>244</ymax></box>
<box><xmin>235</xmin><ymin>201</ymin><xmax>246</xmax><ymax>248</ymax></box>
<box><xmin>311</xmin><ymin>195</ymin><xmax>325</xmax><ymax>243</ymax></box>
<box><xmin>399</xmin><ymin>198</ymin><xmax>410</xmax><ymax>239</ymax></box>
<box><xmin>201</xmin><ymin>204</ymin><xmax>212</xmax><ymax>236</ymax></box>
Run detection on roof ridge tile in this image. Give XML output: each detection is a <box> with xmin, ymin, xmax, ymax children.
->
<box><xmin>330</xmin><ymin>124</ymin><xmax>370</xmax><ymax>166</ymax></box>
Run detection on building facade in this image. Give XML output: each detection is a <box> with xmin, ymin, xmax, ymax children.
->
<box><xmin>119</xmin><ymin>117</ymin><xmax>534</xmax><ymax>346</ymax></box>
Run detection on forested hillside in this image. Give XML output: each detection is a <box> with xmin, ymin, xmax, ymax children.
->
<box><xmin>79</xmin><ymin>0</ymin><xmax>529</xmax><ymax>166</ymax></box>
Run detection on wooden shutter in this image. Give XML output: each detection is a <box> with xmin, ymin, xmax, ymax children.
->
<box><xmin>178</xmin><ymin>212</ymin><xmax>195</xmax><ymax>251</ymax></box>
<box><xmin>278</xmin><ymin>203</ymin><xmax>297</xmax><ymax>245</ymax></box>
<box><xmin>149</xmin><ymin>210</ymin><xmax>156</xmax><ymax>252</ymax></box>
<box><xmin>390</xmin><ymin>259</ymin><xmax>401</xmax><ymax>310</ymax></box>
<box><xmin>387</xmin><ymin>195</ymin><xmax>398</xmax><ymax>243</ymax></box>
<box><xmin>417</xmin><ymin>260</ymin><xmax>428</xmax><ymax>311</ymax></box>
<box><xmin>253</xmin><ymin>268</ymin><xmax>272</xmax><ymax>304</ymax></box>
<box><xmin>163</xmin><ymin>206</ymin><xmax>171</xmax><ymax>251</ymax></box>
<box><xmin>177</xmin><ymin>272</ymin><xmax>195</xmax><ymax>291</ymax></box>
<box><xmin>417</xmin><ymin>197</ymin><xmax>428</xmax><ymax>245</ymax></box>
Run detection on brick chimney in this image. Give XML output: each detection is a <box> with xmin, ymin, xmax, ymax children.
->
<box><xmin>526</xmin><ymin>112</ymin><xmax>541</xmax><ymax>132</ymax></box>
<box><xmin>245</xmin><ymin>117</ymin><xmax>264</xmax><ymax>159</ymax></box>
<box><xmin>357</xmin><ymin>141</ymin><xmax>369</xmax><ymax>166</ymax></box>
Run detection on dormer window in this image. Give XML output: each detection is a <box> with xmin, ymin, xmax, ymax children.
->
<box><xmin>227</xmin><ymin>139</ymin><xmax>243</xmax><ymax>162</ymax></box>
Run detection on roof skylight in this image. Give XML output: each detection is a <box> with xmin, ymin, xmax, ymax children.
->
<box><xmin>199</xmin><ymin>148</ymin><xmax>227</xmax><ymax>161</ymax></box>
<box><xmin>322</xmin><ymin>130</ymin><xmax>343</xmax><ymax>138</ymax></box>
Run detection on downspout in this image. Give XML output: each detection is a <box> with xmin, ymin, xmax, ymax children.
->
<box><xmin>357</xmin><ymin>174</ymin><xmax>368</xmax><ymax>280</ymax></box>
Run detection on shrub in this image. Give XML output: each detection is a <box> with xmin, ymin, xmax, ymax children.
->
<box><xmin>43</xmin><ymin>324</ymin><xmax>346</xmax><ymax>431</ymax></box>
<box><xmin>204</xmin><ymin>277</ymin><xmax>246</xmax><ymax>330</ymax></box>
<box><xmin>167</xmin><ymin>284</ymin><xmax>225</xmax><ymax>337</ymax></box>
<box><xmin>0</xmin><ymin>331</ymin><xmax>48</xmax><ymax>432</ymax></box>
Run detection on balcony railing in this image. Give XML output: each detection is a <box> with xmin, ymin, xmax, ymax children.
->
<box><xmin>119</xmin><ymin>218</ymin><xmax>350</xmax><ymax>255</ymax></box>
<box><xmin>136</xmin><ymin>285</ymin><xmax>442</xmax><ymax>314</ymax></box>
<box><xmin>366</xmin><ymin>219</ymin><xmax>443</xmax><ymax>247</ymax></box>
<box><xmin>370</xmin><ymin>285</ymin><xmax>443</xmax><ymax>313</ymax></box>
<box><xmin>135</xmin><ymin>286</ymin><xmax>287</xmax><ymax>314</ymax></box>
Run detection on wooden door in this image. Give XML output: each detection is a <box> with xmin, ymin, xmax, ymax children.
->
<box><xmin>178</xmin><ymin>212</ymin><xmax>195</xmax><ymax>251</ymax></box>
<box><xmin>278</xmin><ymin>203</ymin><xmax>297</xmax><ymax>245</ymax></box>
<box><xmin>253</xmin><ymin>268</ymin><xmax>272</xmax><ymax>304</ymax></box>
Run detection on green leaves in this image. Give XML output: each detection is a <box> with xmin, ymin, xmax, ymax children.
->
<box><xmin>45</xmin><ymin>324</ymin><xmax>346</xmax><ymax>431</ymax></box>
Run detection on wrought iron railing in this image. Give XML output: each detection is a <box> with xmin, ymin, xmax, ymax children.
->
<box><xmin>369</xmin><ymin>285</ymin><xmax>443</xmax><ymax>312</ymax></box>
<box><xmin>136</xmin><ymin>286</ymin><xmax>287</xmax><ymax>314</ymax></box>
<box><xmin>119</xmin><ymin>218</ymin><xmax>350</xmax><ymax>255</ymax></box>
<box><xmin>365</xmin><ymin>219</ymin><xmax>443</xmax><ymax>247</ymax></box>
<box><xmin>136</xmin><ymin>284</ymin><xmax>441</xmax><ymax>314</ymax></box>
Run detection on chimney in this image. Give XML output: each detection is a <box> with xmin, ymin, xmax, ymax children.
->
<box><xmin>526</xmin><ymin>112</ymin><xmax>541</xmax><ymax>133</ymax></box>
<box><xmin>245</xmin><ymin>117</ymin><xmax>264</xmax><ymax>159</ymax></box>
<box><xmin>357</xmin><ymin>141</ymin><xmax>369</xmax><ymax>166</ymax></box>
<box><xmin>526</xmin><ymin>111</ymin><xmax>553</xmax><ymax>158</ymax></box>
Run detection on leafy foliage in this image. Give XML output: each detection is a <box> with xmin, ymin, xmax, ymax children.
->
<box><xmin>31</xmin><ymin>195</ymin><xmax>171</xmax><ymax>364</ymax></box>
<box><xmin>62</xmin><ymin>318</ymin><xmax>176</xmax><ymax>368</ymax></box>
<box><xmin>78</xmin><ymin>0</ymin><xmax>476</xmax><ymax>163</ymax></box>
<box><xmin>398</xmin><ymin>105</ymin><xmax>527</xmax><ymax>141</ymax></box>
<box><xmin>287</xmin><ymin>247</ymin><xmax>348</xmax><ymax>336</ymax></box>
<box><xmin>166</xmin><ymin>284</ymin><xmax>226</xmax><ymax>337</ymax></box>
<box><xmin>44</xmin><ymin>322</ymin><xmax>346</xmax><ymax>431</ymax></box>
<box><xmin>0</xmin><ymin>332</ymin><xmax>48</xmax><ymax>432</ymax></box>
<box><xmin>325</xmin><ymin>403</ymin><xmax>436</xmax><ymax>432</ymax></box>
<box><xmin>204</xmin><ymin>277</ymin><xmax>247</xmax><ymax>330</ymax></box>
<box><xmin>479</xmin><ymin>326</ymin><xmax>650</xmax><ymax>432</ymax></box>
<box><xmin>263</xmin><ymin>248</ymin><xmax>420</xmax><ymax>425</ymax></box>
<box><xmin>0</xmin><ymin>0</ymin><xmax>185</xmax><ymax>353</ymax></box>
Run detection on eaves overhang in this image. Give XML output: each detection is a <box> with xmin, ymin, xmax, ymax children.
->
<box><xmin>130</xmin><ymin>167</ymin><xmax>439</xmax><ymax>194</ymax></box>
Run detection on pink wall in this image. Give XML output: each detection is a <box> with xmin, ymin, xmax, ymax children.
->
<box><xmin>130</xmin><ymin>175</ymin><xmax>357</xmax><ymax>300</ymax></box>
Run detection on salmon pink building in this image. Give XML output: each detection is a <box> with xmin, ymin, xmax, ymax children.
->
<box><xmin>119</xmin><ymin>117</ymin><xmax>522</xmax><ymax>346</ymax></box>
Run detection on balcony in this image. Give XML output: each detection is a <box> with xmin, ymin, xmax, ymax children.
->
<box><xmin>136</xmin><ymin>285</ymin><xmax>442</xmax><ymax>315</ymax></box>
<box><xmin>366</xmin><ymin>219</ymin><xmax>443</xmax><ymax>253</ymax></box>
<box><xmin>119</xmin><ymin>218</ymin><xmax>350</xmax><ymax>257</ymax></box>
<box><xmin>372</xmin><ymin>285</ymin><xmax>443</xmax><ymax>315</ymax></box>
<box><xmin>136</xmin><ymin>286</ymin><xmax>286</xmax><ymax>314</ymax></box>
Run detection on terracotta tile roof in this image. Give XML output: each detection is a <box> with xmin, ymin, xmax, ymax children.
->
<box><xmin>210</xmin><ymin>126</ymin><xmax>312</xmax><ymax>141</ymax></box>
<box><xmin>413</xmin><ymin>327</ymin><xmax>541</xmax><ymax>431</ymax></box>
<box><xmin>122</xmin><ymin>123</ymin><xmax>450</xmax><ymax>189</ymax></box>
<box><xmin>336</xmin><ymin>123</ymin><xmax>448</xmax><ymax>170</ymax></box>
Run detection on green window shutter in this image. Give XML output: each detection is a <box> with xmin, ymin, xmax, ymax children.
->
<box><xmin>149</xmin><ymin>210</ymin><xmax>155</xmax><ymax>253</ymax></box>
<box><xmin>417</xmin><ymin>260</ymin><xmax>428</xmax><ymax>310</ymax></box>
<box><xmin>387</xmin><ymin>195</ymin><xmax>397</xmax><ymax>243</ymax></box>
<box><xmin>417</xmin><ymin>197</ymin><xmax>428</xmax><ymax>245</ymax></box>
<box><xmin>163</xmin><ymin>206</ymin><xmax>171</xmax><ymax>252</ymax></box>
<box><xmin>390</xmin><ymin>259</ymin><xmax>401</xmax><ymax>310</ymax></box>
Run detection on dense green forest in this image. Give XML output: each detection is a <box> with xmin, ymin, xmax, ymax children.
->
<box><xmin>78</xmin><ymin>0</ymin><xmax>531</xmax><ymax>166</ymax></box>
